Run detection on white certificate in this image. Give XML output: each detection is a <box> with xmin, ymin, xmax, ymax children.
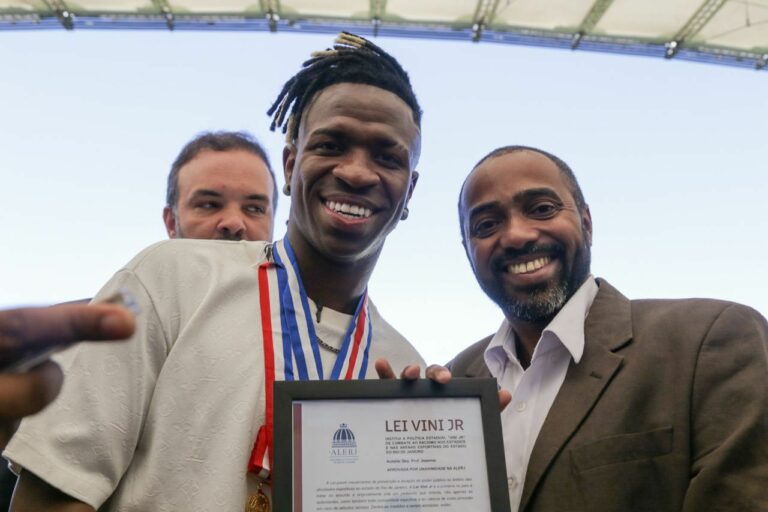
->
<box><xmin>272</xmin><ymin>379</ymin><xmax>510</xmax><ymax>512</ymax></box>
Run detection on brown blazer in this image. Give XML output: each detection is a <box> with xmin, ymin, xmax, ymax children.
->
<box><xmin>447</xmin><ymin>279</ymin><xmax>768</xmax><ymax>512</ymax></box>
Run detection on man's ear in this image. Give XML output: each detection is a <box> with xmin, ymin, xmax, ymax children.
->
<box><xmin>163</xmin><ymin>206</ymin><xmax>177</xmax><ymax>238</ymax></box>
<box><xmin>459</xmin><ymin>197</ymin><xmax>476</xmax><ymax>271</ymax></box>
<box><xmin>461</xmin><ymin>236</ymin><xmax>481</xmax><ymax>278</ymax></box>
<box><xmin>403</xmin><ymin>170</ymin><xmax>419</xmax><ymax>209</ymax></box>
<box><xmin>282</xmin><ymin>144</ymin><xmax>296</xmax><ymax>190</ymax></box>
<box><xmin>581</xmin><ymin>205</ymin><xmax>593</xmax><ymax>246</ymax></box>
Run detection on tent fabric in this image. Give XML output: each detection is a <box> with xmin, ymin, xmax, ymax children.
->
<box><xmin>1</xmin><ymin>0</ymin><xmax>766</xmax><ymax>70</ymax></box>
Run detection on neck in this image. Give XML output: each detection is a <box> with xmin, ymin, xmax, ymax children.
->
<box><xmin>285</xmin><ymin>228</ymin><xmax>380</xmax><ymax>315</ymax></box>
<box><xmin>507</xmin><ymin>318</ymin><xmax>549</xmax><ymax>369</ymax></box>
<box><xmin>505</xmin><ymin>274</ymin><xmax>592</xmax><ymax>368</ymax></box>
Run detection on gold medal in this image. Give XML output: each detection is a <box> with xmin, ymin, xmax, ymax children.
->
<box><xmin>246</xmin><ymin>485</ymin><xmax>270</xmax><ymax>512</ymax></box>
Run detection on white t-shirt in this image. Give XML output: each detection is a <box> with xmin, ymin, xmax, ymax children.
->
<box><xmin>4</xmin><ymin>239</ymin><xmax>425</xmax><ymax>511</ymax></box>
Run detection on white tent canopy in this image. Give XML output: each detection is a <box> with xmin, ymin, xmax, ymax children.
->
<box><xmin>2</xmin><ymin>0</ymin><xmax>767</xmax><ymax>70</ymax></box>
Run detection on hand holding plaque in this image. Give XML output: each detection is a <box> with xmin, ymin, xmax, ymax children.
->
<box><xmin>374</xmin><ymin>357</ymin><xmax>512</xmax><ymax>410</ymax></box>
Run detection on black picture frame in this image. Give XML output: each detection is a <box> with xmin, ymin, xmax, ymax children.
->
<box><xmin>272</xmin><ymin>377</ymin><xmax>510</xmax><ymax>511</ymax></box>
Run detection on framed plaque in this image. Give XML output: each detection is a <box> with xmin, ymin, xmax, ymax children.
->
<box><xmin>273</xmin><ymin>378</ymin><xmax>510</xmax><ymax>512</ymax></box>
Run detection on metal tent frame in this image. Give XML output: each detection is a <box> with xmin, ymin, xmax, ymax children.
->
<box><xmin>2</xmin><ymin>0</ymin><xmax>766</xmax><ymax>71</ymax></box>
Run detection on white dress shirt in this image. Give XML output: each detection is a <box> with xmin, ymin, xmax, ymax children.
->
<box><xmin>484</xmin><ymin>276</ymin><xmax>598</xmax><ymax>511</ymax></box>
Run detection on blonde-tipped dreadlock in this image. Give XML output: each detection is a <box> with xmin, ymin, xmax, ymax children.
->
<box><xmin>267</xmin><ymin>32</ymin><xmax>422</xmax><ymax>143</ymax></box>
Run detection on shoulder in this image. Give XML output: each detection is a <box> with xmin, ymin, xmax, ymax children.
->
<box><xmin>119</xmin><ymin>240</ymin><xmax>268</xmax><ymax>285</ymax></box>
<box><xmin>100</xmin><ymin>240</ymin><xmax>270</xmax><ymax>319</ymax></box>
<box><xmin>630</xmin><ymin>297</ymin><xmax>766</xmax><ymax>340</ymax></box>
<box><xmin>125</xmin><ymin>239</ymin><xmax>269</xmax><ymax>271</ymax></box>
<box><xmin>595</xmin><ymin>279</ymin><xmax>767</xmax><ymax>345</ymax></box>
<box><xmin>368</xmin><ymin>302</ymin><xmax>426</xmax><ymax>368</ymax></box>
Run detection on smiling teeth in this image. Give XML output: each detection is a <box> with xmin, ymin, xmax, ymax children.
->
<box><xmin>327</xmin><ymin>201</ymin><xmax>372</xmax><ymax>218</ymax></box>
<box><xmin>508</xmin><ymin>257</ymin><xmax>551</xmax><ymax>275</ymax></box>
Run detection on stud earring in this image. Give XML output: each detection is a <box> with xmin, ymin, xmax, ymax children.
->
<box><xmin>283</xmin><ymin>183</ymin><xmax>291</xmax><ymax>196</ymax></box>
<box><xmin>400</xmin><ymin>207</ymin><xmax>409</xmax><ymax>220</ymax></box>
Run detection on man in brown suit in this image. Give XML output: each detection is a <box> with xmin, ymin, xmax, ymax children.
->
<box><xmin>448</xmin><ymin>145</ymin><xmax>768</xmax><ymax>512</ymax></box>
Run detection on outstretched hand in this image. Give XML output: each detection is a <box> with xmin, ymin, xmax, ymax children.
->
<box><xmin>0</xmin><ymin>303</ymin><xmax>136</xmax><ymax>447</ymax></box>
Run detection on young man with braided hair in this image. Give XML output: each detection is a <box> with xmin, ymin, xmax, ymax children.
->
<box><xmin>5</xmin><ymin>32</ymin><xmax>425</xmax><ymax>511</ymax></box>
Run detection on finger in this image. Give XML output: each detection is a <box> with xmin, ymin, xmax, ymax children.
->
<box><xmin>0</xmin><ymin>303</ymin><xmax>135</xmax><ymax>354</ymax></box>
<box><xmin>498</xmin><ymin>389</ymin><xmax>512</xmax><ymax>412</ymax></box>
<box><xmin>0</xmin><ymin>361</ymin><xmax>63</xmax><ymax>420</ymax></box>
<box><xmin>399</xmin><ymin>364</ymin><xmax>421</xmax><ymax>381</ymax></box>
<box><xmin>0</xmin><ymin>419</ymin><xmax>17</xmax><ymax>450</ymax></box>
<box><xmin>374</xmin><ymin>358</ymin><xmax>397</xmax><ymax>379</ymax></box>
<box><xmin>424</xmin><ymin>364</ymin><xmax>451</xmax><ymax>384</ymax></box>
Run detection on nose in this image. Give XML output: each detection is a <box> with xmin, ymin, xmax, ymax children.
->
<box><xmin>332</xmin><ymin>150</ymin><xmax>380</xmax><ymax>189</ymax></box>
<box><xmin>499</xmin><ymin>216</ymin><xmax>539</xmax><ymax>250</ymax></box>
<box><xmin>217</xmin><ymin>209</ymin><xmax>247</xmax><ymax>239</ymax></box>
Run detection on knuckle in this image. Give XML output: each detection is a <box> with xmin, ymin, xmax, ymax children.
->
<box><xmin>0</xmin><ymin>310</ymin><xmax>26</xmax><ymax>352</ymax></box>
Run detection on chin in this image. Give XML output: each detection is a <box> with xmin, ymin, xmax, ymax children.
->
<box><xmin>502</xmin><ymin>289</ymin><xmax>568</xmax><ymax>323</ymax></box>
<box><xmin>484</xmin><ymin>278</ymin><xmax>569</xmax><ymax>323</ymax></box>
<box><xmin>320</xmin><ymin>239</ymin><xmax>382</xmax><ymax>264</ymax></box>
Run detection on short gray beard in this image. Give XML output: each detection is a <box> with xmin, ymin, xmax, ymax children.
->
<box><xmin>501</xmin><ymin>281</ymin><xmax>569</xmax><ymax>323</ymax></box>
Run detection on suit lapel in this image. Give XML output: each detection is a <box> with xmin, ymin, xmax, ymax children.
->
<box><xmin>463</xmin><ymin>336</ymin><xmax>493</xmax><ymax>378</ymax></box>
<box><xmin>520</xmin><ymin>280</ymin><xmax>633</xmax><ymax>511</ymax></box>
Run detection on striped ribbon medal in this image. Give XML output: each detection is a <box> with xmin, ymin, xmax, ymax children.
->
<box><xmin>248</xmin><ymin>238</ymin><xmax>373</xmax><ymax>481</ymax></box>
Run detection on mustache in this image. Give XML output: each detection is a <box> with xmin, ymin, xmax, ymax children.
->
<box><xmin>492</xmin><ymin>243</ymin><xmax>565</xmax><ymax>272</ymax></box>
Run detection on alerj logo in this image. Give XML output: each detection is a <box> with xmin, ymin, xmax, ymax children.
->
<box><xmin>330</xmin><ymin>423</ymin><xmax>359</xmax><ymax>463</ymax></box>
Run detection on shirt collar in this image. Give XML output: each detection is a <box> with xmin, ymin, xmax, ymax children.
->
<box><xmin>484</xmin><ymin>276</ymin><xmax>599</xmax><ymax>377</ymax></box>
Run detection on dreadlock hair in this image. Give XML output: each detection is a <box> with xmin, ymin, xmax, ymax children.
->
<box><xmin>268</xmin><ymin>32</ymin><xmax>422</xmax><ymax>143</ymax></box>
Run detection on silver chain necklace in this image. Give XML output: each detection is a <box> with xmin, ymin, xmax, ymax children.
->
<box><xmin>314</xmin><ymin>303</ymin><xmax>340</xmax><ymax>354</ymax></box>
<box><xmin>315</xmin><ymin>335</ymin><xmax>341</xmax><ymax>354</ymax></box>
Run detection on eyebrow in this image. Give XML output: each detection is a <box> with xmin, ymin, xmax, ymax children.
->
<box><xmin>466</xmin><ymin>202</ymin><xmax>499</xmax><ymax>221</ymax></box>
<box><xmin>191</xmin><ymin>189</ymin><xmax>223</xmax><ymax>199</ymax></box>
<box><xmin>309</xmin><ymin>128</ymin><xmax>346</xmax><ymax>140</ymax></box>
<box><xmin>243</xmin><ymin>194</ymin><xmax>271</xmax><ymax>202</ymax></box>
<box><xmin>467</xmin><ymin>187</ymin><xmax>562</xmax><ymax>219</ymax></box>
<box><xmin>311</xmin><ymin>127</ymin><xmax>406</xmax><ymax>150</ymax></box>
<box><xmin>190</xmin><ymin>190</ymin><xmax>271</xmax><ymax>202</ymax></box>
<box><xmin>515</xmin><ymin>187</ymin><xmax>562</xmax><ymax>203</ymax></box>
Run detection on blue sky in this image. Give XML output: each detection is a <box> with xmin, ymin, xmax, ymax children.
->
<box><xmin>1</xmin><ymin>30</ymin><xmax>766</xmax><ymax>364</ymax></box>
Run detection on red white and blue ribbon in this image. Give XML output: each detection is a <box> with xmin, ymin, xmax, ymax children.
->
<box><xmin>248</xmin><ymin>238</ymin><xmax>373</xmax><ymax>479</ymax></box>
